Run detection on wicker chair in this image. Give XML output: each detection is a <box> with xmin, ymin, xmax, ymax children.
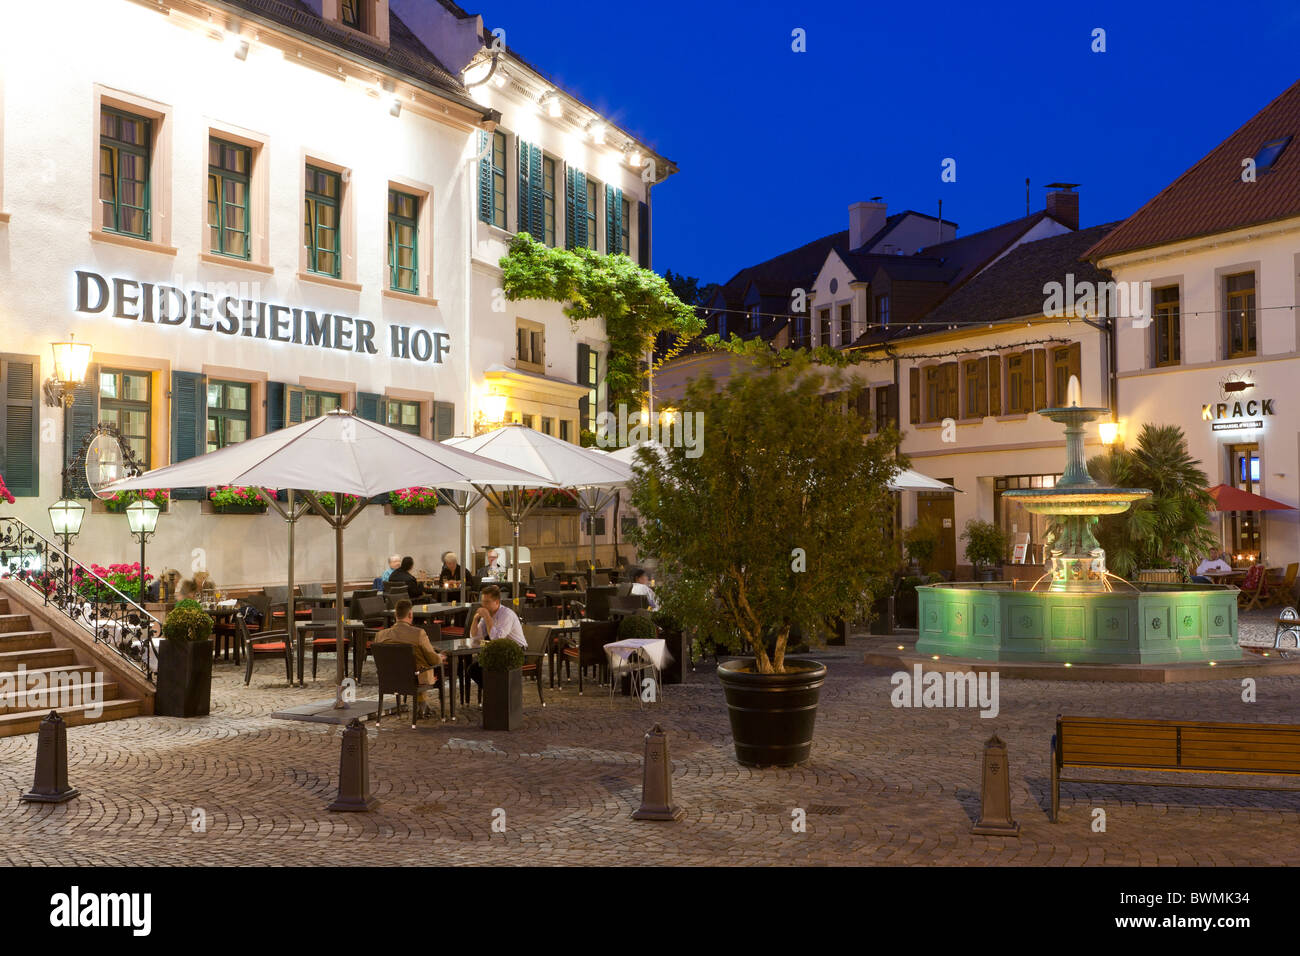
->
<box><xmin>562</xmin><ymin>620</ymin><xmax>619</xmax><ymax>694</ymax></box>
<box><xmin>373</xmin><ymin>642</ymin><xmax>444</xmax><ymax>726</ymax></box>
<box><xmin>237</xmin><ymin>615</ymin><xmax>293</xmax><ymax>685</ymax></box>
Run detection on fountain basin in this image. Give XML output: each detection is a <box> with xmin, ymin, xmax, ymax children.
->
<box><xmin>914</xmin><ymin>582</ymin><xmax>1241</xmax><ymax>664</ymax></box>
<box><xmin>1001</xmin><ymin>487</ymin><xmax>1151</xmax><ymax>516</ymax></box>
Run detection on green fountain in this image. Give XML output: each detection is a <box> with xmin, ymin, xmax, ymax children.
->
<box><xmin>915</xmin><ymin>377</ymin><xmax>1240</xmax><ymax>664</ymax></box>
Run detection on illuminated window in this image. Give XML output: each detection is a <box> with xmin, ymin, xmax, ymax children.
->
<box><xmin>99</xmin><ymin>108</ymin><xmax>151</xmax><ymax>239</ymax></box>
<box><xmin>385</xmin><ymin>399</ymin><xmax>420</xmax><ymax>435</ymax></box>
<box><xmin>304</xmin><ymin>166</ymin><xmax>341</xmax><ymax>278</ymax></box>
<box><xmin>387</xmin><ymin>189</ymin><xmax>419</xmax><ymax>294</ymax></box>
<box><xmin>208</xmin><ymin>138</ymin><xmax>250</xmax><ymax>259</ymax></box>
<box><xmin>206</xmin><ymin>380</ymin><xmax>250</xmax><ymax>451</ymax></box>
<box><xmin>100</xmin><ymin>369</ymin><xmax>151</xmax><ymax>466</ymax></box>
<box><xmin>1225</xmin><ymin>272</ymin><xmax>1255</xmax><ymax>359</ymax></box>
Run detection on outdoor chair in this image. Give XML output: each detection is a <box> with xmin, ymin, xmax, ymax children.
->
<box><xmin>237</xmin><ymin>616</ymin><xmax>293</xmax><ymax>686</ymax></box>
<box><xmin>520</xmin><ymin>606</ymin><xmax>560</xmax><ymax>623</ymax></box>
<box><xmin>609</xmin><ymin>594</ymin><xmax>649</xmax><ymax>615</ymax></box>
<box><xmin>355</xmin><ymin>596</ymin><xmax>388</xmax><ymax>627</ymax></box>
<box><xmin>579</xmin><ymin>585</ymin><xmax>616</xmax><ymax>621</ymax></box>
<box><xmin>562</xmin><ymin>620</ymin><xmax>619</xmax><ymax>694</ymax></box>
<box><xmin>590</xmin><ymin>571</ymin><xmax>612</xmax><ymax>587</ymax></box>
<box><xmin>349</xmin><ymin>589</ymin><xmax>378</xmax><ymax>618</ymax></box>
<box><xmin>522</xmin><ymin>624</ymin><xmax>548</xmax><ymax>706</ymax></box>
<box><xmin>301</xmin><ymin>582</ymin><xmax>325</xmax><ymax>599</ymax></box>
<box><xmin>615</xmin><ymin>581</ymin><xmax>634</xmax><ymax>598</ymax></box>
<box><xmin>544</xmin><ymin>562</ymin><xmax>567</xmax><ymax>578</ymax></box>
<box><xmin>383</xmin><ymin>586</ymin><xmax>410</xmax><ymax>610</ymax></box>
<box><xmin>1238</xmin><ymin>564</ymin><xmax>1272</xmax><ymax>612</ymax></box>
<box><xmin>308</xmin><ymin>606</ymin><xmax>352</xmax><ymax>680</ymax></box>
<box><xmin>373</xmin><ymin>642</ymin><xmax>443</xmax><ymax>727</ymax></box>
<box><xmin>1268</xmin><ymin>563</ymin><xmax>1299</xmax><ymax>608</ymax></box>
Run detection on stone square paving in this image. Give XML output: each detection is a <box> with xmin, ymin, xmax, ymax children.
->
<box><xmin>1</xmin><ymin>614</ymin><xmax>1299</xmax><ymax>867</ymax></box>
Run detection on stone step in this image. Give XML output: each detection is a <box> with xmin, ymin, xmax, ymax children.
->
<box><xmin>0</xmin><ymin>613</ymin><xmax>33</xmax><ymax>634</ymax></box>
<box><xmin>0</xmin><ymin>698</ymin><xmax>142</xmax><ymax>736</ymax></box>
<box><xmin>0</xmin><ymin>646</ymin><xmax>78</xmax><ymax>670</ymax></box>
<box><xmin>0</xmin><ymin>679</ymin><xmax>122</xmax><ymax>715</ymax></box>
<box><xmin>0</xmin><ymin>630</ymin><xmax>56</xmax><ymax>652</ymax></box>
<box><xmin>0</xmin><ymin>664</ymin><xmax>99</xmax><ymax>692</ymax></box>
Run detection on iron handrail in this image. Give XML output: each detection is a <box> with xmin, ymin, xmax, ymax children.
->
<box><xmin>0</xmin><ymin>516</ymin><xmax>159</xmax><ymax>683</ymax></box>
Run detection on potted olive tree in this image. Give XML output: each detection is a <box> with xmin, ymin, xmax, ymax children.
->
<box><xmin>902</xmin><ymin>518</ymin><xmax>940</xmax><ymax>574</ymax></box>
<box><xmin>628</xmin><ymin>355</ymin><xmax>899</xmax><ymax>766</ymax></box>
<box><xmin>961</xmin><ymin>519</ymin><xmax>1008</xmax><ymax>582</ymax></box>
<box><xmin>479</xmin><ymin>638</ymin><xmax>524</xmax><ymax>730</ymax></box>
<box><xmin>156</xmin><ymin>600</ymin><xmax>214</xmax><ymax>717</ymax></box>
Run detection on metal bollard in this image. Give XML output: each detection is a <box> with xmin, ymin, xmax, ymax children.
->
<box><xmin>326</xmin><ymin>718</ymin><xmax>379</xmax><ymax>812</ymax></box>
<box><xmin>21</xmin><ymin>711</ymin><xmax>79</xmax><ymax>804</ymax></box>
<box><xmin>631</xmin><ymin>723</ymin><xmax>683</xmax><ymax>821</ymax></box>
<box><xmin>971</xmin><ymin>733</ymin><xmax>1019</xmax><ymax>836</ymax></box>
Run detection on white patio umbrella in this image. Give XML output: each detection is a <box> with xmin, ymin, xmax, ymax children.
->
<box><xmin>447</xmin><ymin>424</ymin><xmax>632</xmax><ymax>599</ymax></box>
<box><xmin>103</xmin><ymin>410</ymin><xmax>554</xmax><ymax>694</ymax></box>
<box><xmin>889</xmin><ymin>468</ymin><xmax>961</xmax><ymax>493</ymax></box>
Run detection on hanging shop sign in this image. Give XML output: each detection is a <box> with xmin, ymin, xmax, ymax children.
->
<box><xmin>73</xmin><ymin>270</ymin><xmax>450</xmax><ymax>364</ymax></box>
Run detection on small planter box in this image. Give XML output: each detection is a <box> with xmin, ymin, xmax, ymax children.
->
<box><xmin>481</xmin><ymin>668</ymin><xmax>523</xmax><ymax>730</ymax></box>
<box><xmin>389</xmin><ymin>507</ymin><xmax>437</xmax><ymax>516</ymax></box>
<box><xmin>212</xmin><ymin>503</ymin><xmax>268</xmax><ymax>515</ymax></box>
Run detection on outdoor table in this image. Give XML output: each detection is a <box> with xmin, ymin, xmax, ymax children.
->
<box><xmin>541</xmin><ymin>590</ymin><xmax>582</xmax><ymax>615</ymax></box>
<box><xmin>537</xmin><ymin>620</ymin><xmax>587</xmax><ymax>687</ymax></box>
<box><xmin>295</xmin><ymin>619</ymin><xmax>374</xmax><ymax>683</ymax></box>
<box><xmin>603</xmin><ymin>637</ymin><xmax>671</xmax><ymax>698</ymax></box>
<box><xmin>201</xmin><ymin>602</ymin><xmax>243</xmax><ymax>662</ymax></box>
<box><xmin>429</xmin><ymin>637</ymin><xmax>489</xmax><ymax>719</ymax></box>
<box><xmin>1203</xmin><ymin>570</ymin><xmax>1244</xmax><ymax>583</ymax></box>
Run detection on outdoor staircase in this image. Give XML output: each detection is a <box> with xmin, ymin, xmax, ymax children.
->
<box><xmin>0</xmin><ymin>596</ymin><xmax>146</xmax><ymax>736</ymax></box>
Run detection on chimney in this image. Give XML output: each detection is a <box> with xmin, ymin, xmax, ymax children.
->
<box><xmin>1044</xmin><ymin>183</ymin><xmax>1079</xmax><ymax>230</ymax></box>
<box><xmin>849</xmin><ymin>198</ymin><xmax>887</xmax><ymax>251</ymax></box>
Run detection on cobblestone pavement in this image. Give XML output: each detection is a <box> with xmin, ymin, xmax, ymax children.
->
<box><xmin>2</xmin><ymin>632</ymin><xmax>1299</xmax><ymax>867</ymax></box>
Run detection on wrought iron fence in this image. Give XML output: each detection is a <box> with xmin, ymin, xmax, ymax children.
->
<box><xmin>0</xmin><ymin>517</ymin><xmax>159</xmax><ymax>683</ymax></box>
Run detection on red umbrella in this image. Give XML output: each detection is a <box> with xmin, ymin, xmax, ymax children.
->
<box><xmin>1207</xmin><ymin>484</ymin><xmax>1296</xmax><ymax>512</ymax></box>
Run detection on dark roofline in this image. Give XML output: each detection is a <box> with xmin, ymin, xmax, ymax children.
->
<box><xmin>209</xmin><ymin>0</ymin><xmax>492</xmax><ymax>119</ymax></box>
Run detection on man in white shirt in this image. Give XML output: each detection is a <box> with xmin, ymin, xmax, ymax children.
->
<box><xmin>466</xmin><ymin>584</ymin><xmax>525</xmax><ymax>689</ymax></box>
<box><xmin>481</xmin><ymin>548</ymin><xmax>508</xmax><ymax>580</ymax></box>
<box><xmin>1194</xmin><ymin>550</ymin><xmax>1232</xmax><ymax>581</ymax></box>
<box><xmin>628</xmin><ymin>567</ymin><xmax>660</xmax><ymax>611</ymax></box>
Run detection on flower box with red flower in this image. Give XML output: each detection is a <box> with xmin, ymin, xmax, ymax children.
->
<box><xmin>388</xmin><ymin>487</ymin><xmax>439</xmax><ymax>515</ymax></box>
<box><xmin>208</xmin><ymin>485</ymin><xmax>270</xmax><ymax>514</ymax></box>
<box><xmin>103</xmin><ymin>488</ymin><xmax>170</xmax><ymax>514</ymax></box>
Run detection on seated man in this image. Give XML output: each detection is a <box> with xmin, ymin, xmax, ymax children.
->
<box><xmin>374</xmin><ymin>599</ymin><xmax>447</xmax><ymax>717</ymax></box>
<box><xmin>1193</xmin><ymin>549</ymin><xmax>1233</xmax><ymax>583</ymax></box>
<box><xmin>386</xmin><ymin>556</ymin><xmax>426</xmax><ymax>603</ymax></box>
<box><xmin>380</xmin><ymin>554</ymin><xmax>401</xmax><ymax>586</ymax></box>
<box><xmin>627</xmin><ymin>566</ymin><xmax>661</xmax><ymax>611</ymax></box>
<box><xmin>466</xmin><ymin>584</ymin><xmax>525</xmax><ymax>688</ymax></box>
<box><xmin>480</xmin><ymin>548</ymin><xmax>508</xmax><ymax>580</ymax></box>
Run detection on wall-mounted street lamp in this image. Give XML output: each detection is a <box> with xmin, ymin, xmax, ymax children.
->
<box><xmin>125</xmin><ymin>499</ymin><xmax>160</xmax><ymax>604</ymax></box>
<box><xmin>48</xmin><ymin>499</ymin><xmax>85</xmax><ymax>551</ymax></box>
<box><xmin>474</xmin><ymin>391</ymin><xmax>509</xmax><ymax>435</ymax></box>
<box><xmin>1098</xmin><ymin>418</ymin><xmax>1121</xmax><ymax>447</ymax></box>
<box><xmin>44</xmin><ymin>334</ymin><xmax>93</xmax><ymax>409</ymax></box>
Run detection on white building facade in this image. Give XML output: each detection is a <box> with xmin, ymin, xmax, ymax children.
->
<box><xmin>0</xmin><ymin>0</ymin><xmax>673</xmax><ymax>586</ymax></box>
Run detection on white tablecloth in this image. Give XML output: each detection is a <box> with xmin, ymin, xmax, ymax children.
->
<box><xmin>604</xmin><ymin>637</ymin><xmax>671</xmax><ymax>671</ymax></box>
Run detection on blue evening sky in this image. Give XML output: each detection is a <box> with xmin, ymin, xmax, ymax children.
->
<box><xmin>477</xmin><ymin>0</ymin><xmax>1300</xmax><ymax>286</ymax></box>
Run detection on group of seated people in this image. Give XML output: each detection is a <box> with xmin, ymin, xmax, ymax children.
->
<box><xmin>374</xmin><ymin>549</ymin><xmax>513</xmax><ymax>602</ymax></box>
<box><xmin>1191</xmin><ymin>549</ymin><xmax>1234</xmax><ymax>584</ymax></box>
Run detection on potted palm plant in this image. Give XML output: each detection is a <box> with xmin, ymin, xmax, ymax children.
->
<box><xmin>156</xmin><ymin>600</ymin><xmax>214</xmax><ymax>717</ymax></box>
<box><xmin>479</xmin><ymin>637</ymin><xmax>524</xmax><ymax>730</ymax></box>
<box><xmin>961</xmin><ymin>519</ymin><xmax>1008</xmax><ymax>582</ymax></box>
<box><xmin>628</xmin><ymin>355</ymin><xmax>899</xmax><ymax>766</ymax></box>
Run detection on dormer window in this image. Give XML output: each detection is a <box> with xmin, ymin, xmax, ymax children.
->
<box><xmin>326</xmin><ymin>0</ymin><xmax>388</xmax><ymax>44</ymax></box>
<box><xmin>1254</xmin><ymin>135</ymin><xmax>1292</xmax><ymax>174</ymax></box>
<box><xmin>341</xmin><ymin>0</ymin><xmax>363</xmax><ymax>30</ymax></box>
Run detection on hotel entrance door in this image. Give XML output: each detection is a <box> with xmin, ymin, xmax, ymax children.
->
<box><xmin>916</xmin><ymin>482</ymin><xmax>956</xmax><ymax>576</ymax></box>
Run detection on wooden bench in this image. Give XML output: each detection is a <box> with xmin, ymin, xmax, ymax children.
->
<box><xmin>1051</xmin><ymin>715</ymin><xmax>1300</xmax><ymax>822</ymax></box>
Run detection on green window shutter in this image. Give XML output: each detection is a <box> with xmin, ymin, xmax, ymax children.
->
<box><xmin>65</xmin><ymin>363</ymin><xmax>100</xmax><ymax>499</ymax></box>
<box><xmin>0</xmin><ymin>355</ymin><xmax>40</xmax><ymax>497</ymax></box>
<box><xmin>528</xmin><ymin>145</ymin><xmax>545</xmax><ymax>242</ymax></box>
<box><xmin>286</xmin><ymin>386</ymin><xmax>305</xmax><ymax>426</ymax></box>
<box><xmin>637</xmin><ymin>200</ymin><xmax>650</xmax><ymax>267</ymax></box>
<box><xmin>605</xmin><ymin>185</ymin><xmax>616</xmax><ymax>253</ymax></box>
<box><xmin>266</xmin><ymin>382</ymin><xmax>286</xmax><ymax>432</ymax></box>
<box><xmin>477</xmin><ymin>130</ymin><xmax>493</xmax><ymax>224</ymax></box>
<box><xmin>433</xmin><ymin>402</ymin><xmax>456</xmax><ymax>441</ymax></box>
<box><xmin>612</xmin><ymin>189</ymin><xmax>624</xmax><ymax>253</ymax></box>
<box><xmin>573</xmin><ymin>170</ymin><xmax>587</xmax><ymax>249</ymax></box>
<box><xmin>356</xmin><ymin>392</ymin><xmax>384</xmax><ymax>423</ymax></box>
<box><xmin>517</xmin><ymin>139</ymin><xmax>531</xmax><ymax>236</ymax></box>
<box><xmin>170</xmin><ymin>370</ymin><xmax>207</xmax><ymax>500</ymax></box>
<box><xmin>909</xmin><ymin>367</ymin><xmax>920</xmax><ymax>425</ymax></box>
<box><xmin>565</xmin><ymin>167</ymin><xmax>576</xmax><ymax>250</ymax></box>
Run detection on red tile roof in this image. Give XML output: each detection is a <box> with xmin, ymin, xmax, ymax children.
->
<box><xmin>1086</xmin><ymin>79</ymin><xmax>1300</xmax><ymax>260</ymax></box>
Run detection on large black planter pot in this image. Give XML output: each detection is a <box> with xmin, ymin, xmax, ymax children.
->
<box><xmin>155</xmin><ymin>639</ymin><xmax>213</xmax><ymax>717</ymax></box>
<box><xmin>717</xmin><ymin>659</ymin><xmax>827</xmax><ymax>767</ymax></box>
<box><xmin>656</xmin><ymin>627</ymin><xmax>685</xmax><ymax>684</ymax></box>
<box><xmin>975</xmin><ymin>566</ymin><xmax>998</xmax><ymax>583</ymax></box>
<box><xmin>482</xmin><ymin>668</ymin><xmax>523</xmax><ymax>730</ymax></box>
<box><xmin>895</xmin><ymin>589</ymin><xmax>919</xmax><ymax>629</ymax></box>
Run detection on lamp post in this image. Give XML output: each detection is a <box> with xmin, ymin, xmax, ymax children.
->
<box><xmin>124</xmin><ymin>499</ymin><xmax>160</xmax><ymax>604</ymax></box>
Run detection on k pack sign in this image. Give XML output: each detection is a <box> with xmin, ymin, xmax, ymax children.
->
<box><xmin>74</xmin><ymin>271</ymin><xmax>450</xmax><ymax>363</ymax></box>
